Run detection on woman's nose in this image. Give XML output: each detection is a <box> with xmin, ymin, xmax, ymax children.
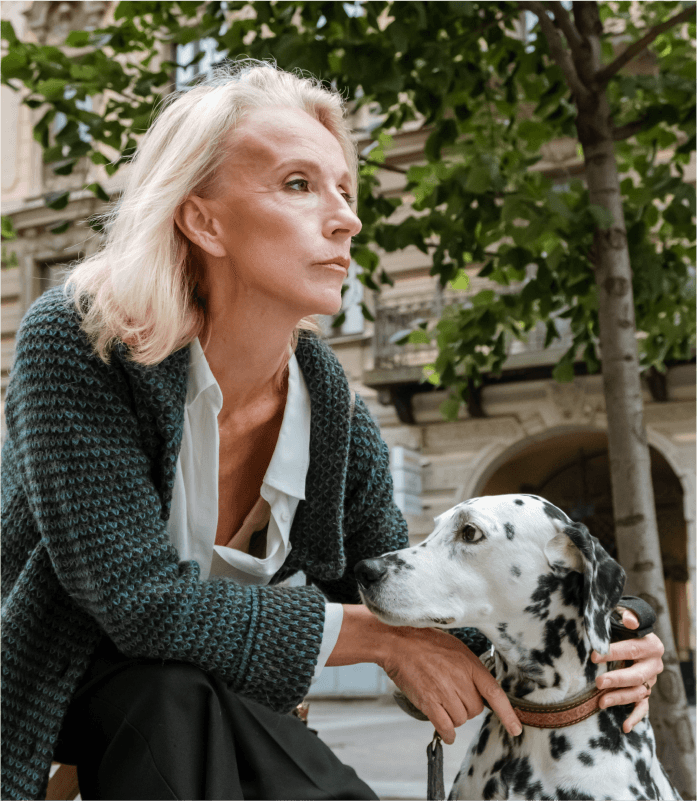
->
<box><xmin>324</xmin><ymin>194</ymin><xmax>362</xmax><ymax>239</ymax></box>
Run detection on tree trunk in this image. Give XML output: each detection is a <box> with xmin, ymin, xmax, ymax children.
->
<box><xmin>572</xmin><ymin>4</ymin><xmax>695</xmax><ymax>797</ymax></box>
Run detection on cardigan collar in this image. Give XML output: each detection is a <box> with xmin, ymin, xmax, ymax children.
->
<box><xmin>117</xmin><ymin>333</ymin><xmax>351</xmax><ymax>580</ymax></box>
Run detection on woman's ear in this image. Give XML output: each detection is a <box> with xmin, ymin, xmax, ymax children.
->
<box><xmin>175</xmin><ymin>195</ymin><xmax>227</xmax><ymax>258</ymax></box>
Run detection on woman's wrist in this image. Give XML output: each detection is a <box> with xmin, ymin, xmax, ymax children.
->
<box><xmin>325</xmin><ymin>603</ymin><xmax>404</xmax><ymax>669</ymax></box>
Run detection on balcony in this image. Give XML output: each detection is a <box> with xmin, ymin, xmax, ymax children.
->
<box><xmin>363</xmin><ymin>288</ymin><xmax>575</xmax><ymax>422</ymax></box>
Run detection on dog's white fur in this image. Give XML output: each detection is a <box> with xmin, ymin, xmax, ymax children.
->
<box><xmin>356</xmin><ymin>494</ymin><xmax>679</xmax><ymax>801</ymax></box>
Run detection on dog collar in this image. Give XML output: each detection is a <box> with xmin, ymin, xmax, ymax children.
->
<box><xmin>484</xmin><ymin>657</ymin><xmax>627</xmax><ymax>729</ymax></box>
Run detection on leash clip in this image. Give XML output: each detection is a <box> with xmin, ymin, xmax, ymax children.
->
<box><xmin>427</xmin><ymin>730</ymin><xmax>445</xmax><ymax>801</ymax></box>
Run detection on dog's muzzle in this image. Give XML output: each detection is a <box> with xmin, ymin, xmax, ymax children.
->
<box><xmin>354</xmin><ymin>558</ymin><xmax>387</xmax><ymax>589</ymax></box>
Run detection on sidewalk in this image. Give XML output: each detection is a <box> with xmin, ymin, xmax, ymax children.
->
<box><xmin>308</xmin><ymin>696</ymin><xmax>697</xmax><ymax>801</ymax></box>
<box><xmin>307</xmin><ymin>696</ymin><xmax>482</xmax><ymax>800</ymax></box>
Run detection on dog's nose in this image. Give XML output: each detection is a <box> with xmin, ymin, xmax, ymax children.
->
<box><xmin>354</xmin><ymin>558</ymin><xmax>388</xmax><ymax>588</ymax></box>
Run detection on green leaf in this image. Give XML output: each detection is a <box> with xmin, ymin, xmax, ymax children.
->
<box><xmin>66</xmin><ymin>30</ymin><xmax>91</xmax><ymax>47</ymax></box>
<box><xmin>90</xmin><ymin>151</ymin><xmax>111</xmax><ymax>166</ymax></box>
<box><xmin>1</xmin><ymin>49</ymin><xmax>28</xmax><ymax>78</ymax></box>
<box><xmin>2</xmin><ymin>215</ymin><xmax>18</xmax><ymax>240</ymax></box>
<box><xmin>423</xmin><ymin>364</ymin><xmax>441</xmax><ymax>385</ymax></box>
<box><xmin>1</xmin><ymin>20</ymin><xmax>18</xmax><ymax>45</ymax></box>
<box><xmin>439</xmin><ymin>397</ymin><xmax>461</xmax><ymax>421</ymax></box>
<box><xmin>52</xmin><ymin>159</ymin><xmax>76</xmax><ymax>176</ymax></box>
<box><xmin>44</xmin><ymin>191</ymin><xmax>70</xmax><ymax>210</ymax></box>
<box><xmin>113</xmin><ymin>1</ymin><xmax>144</xmax><ymax>20</ymax></box>
<box><xmin>552</xmin><ymin>359</ymin><xmax>575</xmax><ymax>383</ymax></box>
<box><xmin>49</xmin><ymin>220</ymin><xmax>71</xmax><ymax>234</ymax></box>
<box><xmin>448</xmin><ymin>270</ymin><xmax>470</xmax><ymax>291</ymax></box>
<box><xmin>471</xmin><ymin>290</ymin><xmax>496</xmax><ymax>307</ymax></box>
<box><xmin>85</xmin><ymin>182</ymin><xmax>110</xmax><ymax>202</ymax></box>
<box><xmin>360</xmin><ymin>302</ymin><xmax>374</xmax><ymax>322</ymax></box>
<box><xmin>36</xmin><ymin>78</ymin><xmax>68</xmax><ymax>100</ymax></box>
<box><xmin>407</xmin><ymin>329</ymin><xmax>432</xmax><ymax>345</ymax></box>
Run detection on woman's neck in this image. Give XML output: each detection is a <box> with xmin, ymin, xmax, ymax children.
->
<box><xmin>200</xmin><ymin>288</ymin><xmax>298</xmax><ymax>415</ymax></box>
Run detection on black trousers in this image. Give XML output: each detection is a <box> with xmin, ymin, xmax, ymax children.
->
<box><xmin>54</xmin><ymin>637</ymin><xmax>378</xmax><ymax>800</ymax></box>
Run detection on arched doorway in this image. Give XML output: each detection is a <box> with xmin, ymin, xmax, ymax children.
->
<box><xmin>478</xmin><ymin>430</ymin><xmax>694</xmax><ymax>702</ymax></box>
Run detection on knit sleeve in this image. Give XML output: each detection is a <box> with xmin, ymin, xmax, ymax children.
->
<box><xmin>311</xmin><ymin>393</ymin><xmax>492</xmax><ymax>656</ymax></box>
<box><xmin>3</xmin><ymin>290</ymin><xmax>324</xmax><ymax>713</ymax></box>
<box><xmin>312</xmin><ymin>393</ymin><xmax>410</xmax><ymax>604</ymax></box>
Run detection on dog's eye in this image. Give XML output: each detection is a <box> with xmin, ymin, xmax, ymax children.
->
<box><xmin>460</xmin><ymin>523</ymin><xmax>484</xmax><ymax>543</ymax></box>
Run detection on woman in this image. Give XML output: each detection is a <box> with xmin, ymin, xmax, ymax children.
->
<box><xmin>1</xmin><ymin>61</ymin><xmax>664</xmax><ymax>801</ymax></box>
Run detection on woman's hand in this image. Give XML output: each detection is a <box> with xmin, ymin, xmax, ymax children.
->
<box><xmin>380</xmin><ymin>626</ymin><xmax>522</xmax><ymax>744</ymax></box>
<box><xmin>591</xmin><ymin>608</ymin><xmax>665</xmax><ymax>733</ymax></box>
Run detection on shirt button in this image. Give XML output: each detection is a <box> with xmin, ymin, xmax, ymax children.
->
<box><xmin>281</xmin><ymin>509</ymin><xmax>290</xmax><ymax>522</ymax></box>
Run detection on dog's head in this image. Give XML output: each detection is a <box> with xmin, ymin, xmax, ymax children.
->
<box><xmin>355</xmin><ymin>494</ymin><xmax>625</xmax><ymax>656</ymax></box>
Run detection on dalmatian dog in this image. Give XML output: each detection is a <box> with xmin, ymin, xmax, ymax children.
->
<box><xmin>355</xmin><ymin>494</ymin><xmax>680</xmax><ymax>801</ymax></box>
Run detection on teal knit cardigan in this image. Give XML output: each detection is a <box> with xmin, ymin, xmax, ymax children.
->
<box><xmin>1</xmin><ymin>287</ymin><xmax>488</xmax><ymax>800</ymax></box>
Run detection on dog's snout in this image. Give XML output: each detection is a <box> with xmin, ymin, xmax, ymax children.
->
<box><xmin>354</xmin><ymin>558</ymin><xmax>388</xmax><ymax>588</ymax></box>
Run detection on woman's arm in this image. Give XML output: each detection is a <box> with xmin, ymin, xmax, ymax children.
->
<box><xmin>326</xmin><ymin>604</ymin><xmax>522</xmax><ymax>743</ymax></box>
<box><xmin>4</xmin><ymin>290</ymin><xmax>325</xmax><ymax>712</ymax></box>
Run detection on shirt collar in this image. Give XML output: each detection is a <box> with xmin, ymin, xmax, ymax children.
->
<box><xmin>263</xmin><ymin>352</ymin><xmax>311</xmax><ymax>500</ymax></box>
<box><xmin>187</xmin><ymin>337</ymin><xmax>223</xmax><ymax>411</ymax></box>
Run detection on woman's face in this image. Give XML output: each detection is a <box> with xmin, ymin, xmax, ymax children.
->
<box><xmin>199</xmin><ymin>105</ymin><xmax>362</xmax><ymax>320</ymax></box>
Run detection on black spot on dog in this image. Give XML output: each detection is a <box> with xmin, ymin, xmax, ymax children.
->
<box><xmin>476</xmin><ymin>726</ymin><xmax>490</xmax><ymax>755</ymax></box>
<box><xmin>543</xmin><ymin>501</ymin><xmax>569</xmax><ymax>522</ymax></box>
<box><xmin>590</xmin><ymin>708</ymin><xmax>627</xmax><ymax>754</ymax></box>
<box><xmin>530</xmin><ymin>614</ymin><xmax>565</xmax><ymax>669</ymax></box>
<box><xmin>553</xmin><ymin>671</ymin><xmax>561</xmax><ymax>687</ymax></box>
<box><xmin>578</xmin><ymin>751</ymin><xmax>594</xmax><ymax>766</ymax></box>
<box><xmin>482</xmin><ymin>777</ymin><xmax>499</xmax><ymax>800</ymax></box>
<box><xmin>555</xmin><ymin>789</ymin><xmax>595</xmax><ymax>800</ymax></box>
<box><xmin>515</xmin><ymin>499</ymin><xmax>524</xmax><ymax>505</ymax></box>
<box><xmin>504</xmin><ymin>522</ymin><xmax>515</xmax><ymax>540</ymax></box>
<box><xmin>499</xmin><ymin>756</ymin><xmax>540</xmax><ymax>797</ymax></box>
<box><xmin>550</xmin><ymin>731</ymin><xmax>571</xmax><ymax>760</ymax></box>
<box><xmin>382</xmin><ymin>553</ymin><xmax>415</xmax><ymax>570</ymax></box>
<box><xmin>501</xmin><ymin>676</ymin><xmax>514</xmax><ymax>693</ymax></box>
<box><xmin>511</xmin><ymin>564</ymin><xmax>521</xmax><ymax>577</ymax></box>
<box><xmin>467</xmin><ymin>766</ymin><xmax>474</xmax><ymax>777</ymax></box>
<box><xmin>635</xmin><ymin>758</ymin><xmax>662</xmax><ymax>799</ymax></box>
<box><xmin>511</xmin><ymin>676</ymin><xmax>537</xmax><ymax>697</ymax></box>
<box><xmin>525</xmin><ymin>573</ymin><xmax>562</xmax><ymax>620</ymax></box>
<box><xmin>419</xmin><ymin>541</ymin><xmax>428</xmax><ymax>547</ymax></box>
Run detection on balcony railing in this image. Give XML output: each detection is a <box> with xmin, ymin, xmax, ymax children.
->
<box><xmin>373</xmin><ymin>290</ymin><xmax>574</xmax><ymax>371</ymax></box>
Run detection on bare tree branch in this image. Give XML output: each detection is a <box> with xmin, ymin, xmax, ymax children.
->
<box><xmin>612</xmin><ymin>117</ymin><xmax>649</xmax><ymax>141</ymax></box>
<box><xmin>595</xmin><ymin>4</ymin><xmax>696</xmax><ymax>85</ymax></box>
<box><xmin>519</xmin><ymin>1</ymin><xmax>592</xmax><ymax>103</ymax></box>
<box><xmin>548</xmin><ymin>1</ymin><xmax>584</xmax><ymax>57</ymax></box>
<box><xmin>359</xmin><ymin>157</ymin><xmax>408</xmax><ymax>175</ymax></box>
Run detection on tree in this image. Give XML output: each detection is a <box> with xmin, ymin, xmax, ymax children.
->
<box><xmin>2</xmin><ymin>1</ymin><xmax>695</xmax><ymax>793</ymax></box>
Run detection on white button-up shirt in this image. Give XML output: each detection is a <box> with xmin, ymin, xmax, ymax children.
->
<box><xmin>167</xmin><ymin>338</ymin><xmax>343</xmax><ymax>679</ymax></box>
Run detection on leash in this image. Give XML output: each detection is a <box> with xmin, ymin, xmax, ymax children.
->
<box><xmin>427</xmin><ymin>730</ymin><xmax>445</xmax><ymax>801</ymax></box>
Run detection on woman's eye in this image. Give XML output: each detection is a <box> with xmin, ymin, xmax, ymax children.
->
<box><xmin>342</xmin><ymin>192</ymin><xmax>356</xmax><ymax>205</ymax></box>
<box><xmin>461</xmin><ymin>523</ymin><xmax>484</xmax><ymax>543</ymax></box>
<box><xmin>286</xmin><ymin>178</ymin><xmax>309</xmax><ymax>192</ymax></box>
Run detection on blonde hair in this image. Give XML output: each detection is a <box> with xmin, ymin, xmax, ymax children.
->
<box><xmin>65</xmin><ymin>59</ymin><xmax>358</xmax><ymax>365</ymax></box>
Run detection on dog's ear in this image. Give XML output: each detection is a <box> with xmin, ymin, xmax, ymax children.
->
<box><xmin>544</xmin><ymin>521</ymin><xmax>625</xmax><ymax>656</ymax></box>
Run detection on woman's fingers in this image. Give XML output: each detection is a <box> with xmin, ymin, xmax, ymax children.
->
<box><xmin>600</xmin><ymin>677</ymin><xmax>654</xmax><ymax>709</ymax></box>
<box><xmin>469</xmin><ymin>662</ymin><xmax>522</xmax><ymax>737</ymax></box>
<box><xmin>592</xmin><ymin>632</ymin><xmax>665</xmax><ymax>666</ymax></box>
<box><xmin>384</xmin><ymin>628</ymin><xmax>523</xmax><ymax>741</ymax></box>
<box><xmin>618</xmin><ymin>607</ymin><xmax>640</xmax><ymax>630</ymax></box>
<box><xmin>426</xmin><ymin>698</ymin><xmax>470</xmax><ymax>744</ymax></box>
<box><xmin>621</xmin><ymin>697</ymin><xmax>650</xmax><ymax>733</ymax></box>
